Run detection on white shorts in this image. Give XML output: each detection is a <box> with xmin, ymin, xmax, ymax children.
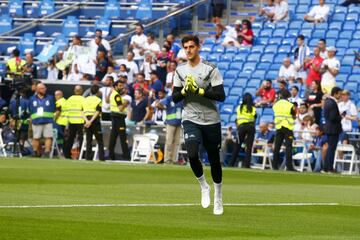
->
<box><xmin>32</xmin><ymin>123</ymin><xmax>53</xmax><ymax>139</ymax></box>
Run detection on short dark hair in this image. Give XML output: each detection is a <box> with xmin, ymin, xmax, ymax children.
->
<box><xmin>319</xmin><ymin>38</ymin><xmax>326</xmax><ymax>44</ymax></box>
<box><xmin>297</xmin><ymin>34</ymin><xmax>305</xmax><ymax>40</ymax></box>
<box><xmin>95</xmin><ymin>29</ymin><xmax>102</xmax><ymax>33</ymax></box>
<box><xmin>279</xmin><ymin>89</ymin><xmax>291</xmax><ymax>99</ymax></box>
<box><xmin>137</xmin><ymin>73</ymin><xmax>145</xmax><ymax>78</ymax></box>
<box><xmin>12</xmin><ymin>49</ymin><xmax>20</xmax><ymax>57</ymax></box>
<box><xmin>135</xmin><ymin>23</ymin><xmax>144</xmax><ymax>30</ymax></box>
<box><xmin>291</xmin><ymin>86</ymin><xmax>299</xmax><ymax>92</ymax></box>
<box><xmin>90</xmin><ymin>84</ymin><xmax>99</xmax><ymax>95</ymax></box>
<box><xmin>181</xmin><ymin>35</ymin><xmax>200</xmax><ymax>47</ymax></box>
<box><xmin>300</xmin><ymin>102</ymin><xmax>308</xmax><ymax>109</ymax></box>
<box><xmin>147</xmin><ymin>32</ymin><xmax>155</xmax><ymax>40</ymax></box>
<box><xmin>331</xmin><ymin>87</ymin><xmax>342</xmax><ymax>96</ymax></box>
<box><xmin>265</xmin><ymin>79</ymin><xmax>272</xmax><ymax>84</ymax></box>
<box><xmin>135</xmin><ymin>88</ymin><xmax>144</xmax><ymax>95</ymax></box>
<box><xmin>107</xmin><ymin>76</ymin><xmax>114</xmax><ymax>82</ymax></box>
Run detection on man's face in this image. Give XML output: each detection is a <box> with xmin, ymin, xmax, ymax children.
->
<box><xmin>169</xmin><ymin>62</ymin><xmax>177</xmax><ymax>71</ymax></box>
<box><xmin>183</xmin><ymin>41</ymin><xmax>200</xmax><ymax>61</ymax></box>
<box><xmin>158</xmin><ymin>91</ymin><xmax>165</xmax><ymax>99</ymax></box>
<box><xmin>318</xmin><ymin>41</ymin><xmax>325</xmax><ymax>50</ymax></box>
<box><xmin>137</xmin><ymin>74</ymin><xmax>144</xmax><ymax>83</ymax></box>
<box><xmin>55</xmin><ymin>92</ymin><xmax>62</xmax><ymax>101</ymax></box>
<box><xmin>299</xmin><ymin>105</ymin><xmax>308</xmax><ymax>114</ymax></box>
<box><xmin>268</xmin><ymin>0</ymin><xmax>274</xmax><ymax>6</ymax></box>
<box><xmin>104</xmin><ymin>78</ymin><xmax>111</xmax><ymax>86</ymax></box>
<box><xmin>95</xmin><ymin>31</ymin><xmax>102</xmax><ymax>37</ymax></box>
<box><xmin>26</xmin><ymin>54</ymin><xmax>32</xmax><ymax>63</ymax></box>
<box><xmin>116</xmin><ymin>83</ymin><xmax>124</xmax><ymax>92</ymax></box>
<box><xmin>135</xmin><ymin>26</ymin><xmax>143</xmax><ymax>35</ymax></box>
<box><xmin>264</xmin><ymin>81</ymin><xmax>271</xmax><ymax>89</ymax></box>
<box><xmin>127</xmin><ymin>52</ymin><xmax>134</xmax><ymax>61</ymax></box>
<box><xmin>341</xmin><ymin>93</ymin><xmax>349</xmax><ymax>102</ymax></box>
<box><xmin>37</xmin><ymin>84</ymin><xmax>46</xmax><ymax>95</ymax></box>
<box><xmin>328</xmin><ymin>50</ymin><xmax>335</xmax><ymax>58</ymax></box>
<box><xmin>259</xmin><ymin>124</ymin><xmax>268</xmax><ymax>133</ymax></box>
<box><xmin>319</xmin><ymin>0</ymin><xmax>325</xmax><ymax>5</ymax></box>
<box><xmin>297</xmin><ymin>37</ymin><xmax>303</xmax><ymax>46</ymax></box>
<box><xmin>134</xmin><ymin>90</ymin><xmax>142</xmax><ymax>100</ymax></box>
<box><xmin>283</xmin><ymin>58</ymin><xmax>291</xmax><ymax>68</ymax></box>
<box><xmin>291</xmin><ymin>88</ymin><xmax>298</xmax><ymax>97</ymax></box>
<box><xmin>147</xmin><ymin>36</ymin><xmax>154</xmax><ymax>44</ymax></box>
<box><xmin>150</xmin><ymin>74</ymin><xmax>157</xmax><ymax>82</ymax></box>
<box><xmin>313</xmin><ymin>47</ymin><xmax>320</xmax><ymax>56</ymax></box>
<box><xmin>108</xmin><ymin>67</ymin><xmax>114</xmax><ymax>73</ymax></box>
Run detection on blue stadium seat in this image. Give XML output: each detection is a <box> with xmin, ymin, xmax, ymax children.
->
<box><xmin>259</xmin><ymin>29</ymin><xmax>273</xmax><ymax>37</ymax></box>
<box><xmin>0</xmin><ymin>15</ymin><xmax>13</xmax><ymax>34</ymax></box>
<box><xmin>349</xmin><ymin>8</ymin><xmax>360</xmax><ymax>14</ymax></box>
<box><xmin>238</xmin><ymin>46</ymin><xmax>251</xmax><ymax>54</ymax></box>
<box><xmin>229</xmin><ymin>62</ymin><xmax>243</xmax><ymax>71</ymax></box>
<box><xmin>263</xmin><ymin>108</ymin><xmax>274</xmax><ymax>116</ymax></box>
<box><xmin>251</xmin><ymin>45</ymin><xmax>265</xmax><ymax>53</ymax></box>
<box><xmin>299</xmin><ymin>29</ymin><xmax>312</xmax><ymax>37</ymax></box>
<box><xmin>264</xmin><ymin>45</ymin><xmax>278</xmax><ymax>53</ymax></box>
<box><xmin>332</xmin><ymin>13</ymin><xmax>346</xmax><ymax>22</ymax></box>
<box><xmin>336</xmin><ymin>39</ymin><xmax>350</xmax><ymax>48</ymax></box>
<box><xmin>269</xmin><ymin>63</ymin><xmax>281</xmax><ymax>71</ymax></box>
<box><xmin>18</xmin><ymin>33</ymin><xmax>35</xmax><ymax>55</ymax></box>
<box><xmin>334</xmin><ymin>6</ymin><xmax>348</xmax><ymax>14</ymax></box>
<box><xmin>329</xmin><ymin>22</ymin><xmax>343</xmax><ymax>31</ymax></box>
<box><xmin>207</xmin><ymin>53</ymin><xmax>221</xmax><ymax>61</ymax></box>
<box><xmin>9</xmin><ymin>0</ymin><xmax>23</xmax><ymax>17</ymax></box>
<box><xmin>220</xmin><ymin>113</ymin><xmax>230</xmax><ymax>123</ymax></box>
<box><xmin>252</xmin><ymin>70</ymin><xmax>266</xmax><ymax>79</ymax></box>
<box><xmin>229</xmin><ymin>87</ymin><xmax>243</xmax><ymax>96</ymax></box>
<box><xmin>223</xmin><ymin>78</ymin><xmax>234</xmax><ymax>87</ymax></box>
<box><xmin>233</xmin><ymin>53</ymin><xmax>248</xmax><ymax>62</ymax></box>
<box><xmin>349</xmin><ymin>40</ymin><xmax>358</xmax><ymax>48</ymax></box>
<box><xmin>238</xmin><ymin>72</ymin><xmax>251</xmax><ymax>78</ymax></box>
<box><xmin>326</xmin><ymin>30</ymin><xmax>339</xmax><ymax>39</ymax></box>
<box><xmin>244</xmin><ymin>87</ymin><xmax>257</xmax><ymax>96</ymax></box>
<box><xmin>339</xmin><ymin>30</ymin><xmax>353</xmax><ymax>40</ymax></box>
<box><xmin>201</xmin><ymin>44</ymin><xmax>213</xmax><ymax>52</ymax></box>
<box><xmin>213</xmin><ymin>45</ymin><xmax>225</xmax><ymax>53</ymax></box>
<box><xmin>343</xmin><ymin>21</ymin><xmax>356</xmax><ymax>31</ymax></box>
<box><xmin>260</xmin><ymin>115</ymin><xmax>274</xmax><ymax>123</ymax></box>
<box><xmin>234</xmin><ymin>78</ymin><xmax>248</xmax><ymax>87</ymax></box>
<box><xmin>261</xmin><ymin>54</ymin><xmax>275</xmax><ymax>63</ymax></box>
<box><xmin>274</xmin><ymin>53</ymin><xmax>288</xmax><ymax>63</ymax></box>
<box><xmin>203</xmin><ymin>38</ymin><xmax>216</xmax><ymax>45</ymax></box>
<box><xmin>264</xmin><ymin>22</ymin><xmax>276</xmax><ymax>30</ymax></box>
<box><xmin>286</xmin><ymin>29</ymin><xmax>299</xmax><ymax>38</ymax></box>
<box><xmin>346</xmin><ymin>13</ymin><xmax>359</xmax><ymax>21</ymax></box>
<box><xmin>265</xmin><ymin>70</ymin><xmax>278</xmax><ymax>80</ymax></box>
<box><xmin>221</xmin><ymin>53</ymin><xmax>235</xmax><ymax>62</ymax></box>
<box><xmin>282</xmin><ymin>38</ymin><xmax>295</xmax><ymax>46</ymax></box>
<box><xmin>273</xmin><ymin>29</ymin><xmax>286</xmax><ymax>38</ymax></box>
<box><xmin>257</xmin><ymin>37</ymin><xmax>269</xmax><ymax>45</ymax></box>
<box><xmin>296</xmin><ymin>5</ymin><xmax>309</xmax><ymax>14</ymax></box>
<box><xmin>353</xmin><ymin>31</ymin><xmax>360</xmax><ymax>39</ymax></box>
<box><xmin>225</xmin><ymin>70</ymin><xmax>240</xmax><ymax>79</ymax></box>
<box><xmin>62</xmin><ymin>16</ymin><xmax>79</xmax><ymax>37</ymax></box>
<box><xmin>302</xmin><ymin>22</ymin><xmax>315</xmax><ymax>30</ymax></box>
<box><xmin>39</xmin><ymin>0</ymin><xmax>55</xmax><ymax>16</ymax></box>
<box><xmin>342</xmin><ymin>56</ymin><xmax>355</xmax><ymax>66</ymax></box>
<box><xmin>225</xmin><ymin>46</ymin><xmax>239</xmax><ymax>54</ymax></box>
<box><xmin>312</xmin><ymin>29</ymin><xmax>326</xmax><ymax>39</ymax></box>
<box><xmin>252</xmin><ymin>22</ymin><xmax>263</xmax><ymax>30</ymax></box>
<box><xmin>243</xmin><ymin>62</ymin><xmax>257</xmax><ymax>72</ymax></box>
<box><xmin>94</xmin><ymin>17</ymin><xmax>111</xmax><ymax>36</ymax></box>
<box><xmin>344</xmin><ymin>82</ymin><xmax>358</xmax><ymax>91</ymax></box>
<box><xmin>104</xmin><ymin>0</ymin><xmax>121</xmax><ymax>19</ymax></box>
<box><xmin>257</xmin><ymin>62</ymin><xmax>271</xmax><ymax>70</ymax></box>
<box><xmin>217</xmin><ymin>62</ymin><xmax>230</xmax><ymax>71</ymax></box>
<box><xmin>247</xmin><ymin>53</ymin><xmax>261</xmax><ymax>62</ymax></box>
<box><xmin>353</xmin><ymin>68</ymin><xmax>360</xmax><ymax>74</ymax></box>
<box><xmin>337</xmin><ymin>47</ymin><xmax>346</xmax><ymax>56</ymax></box>
<box><xmin>348</xmin><ymin>75</ymin><xmax>360</xmax><ymax>82</ymax></box>
<box><xmin>221</xmin><ymin>104</ymin><xmax>234</xmax><ymax>114</ymax></box>
<box><xmin>339</xmin><ymin>65</ymin><xmax>352</xmax><ymax>74</ymax></box>
<box><xmin>337</xmin><ymin>74</ymin><xmax>348</xmax><ymax>83</ymax></box>
<box><xmin>277</xmin><ymin>21</ymin><xmax>289</xmax><ymax>29</ymax></box>
<box><xmin>315</xmin><ymin>23</ymin><xmax>328</xmax><ymax>30</ymax></box>
<box><xmin>268</xmin><ymin>37</ymin><xmax>282</xmax><ymax>45</ymax></box>
<box><xmin>199</xmin><ymin>52</ymin><xmax>209</xmax><ymax>60</ymax></box>
<box><xmin>247</xmin><ymin>79</ymin><xmax>261</xmax><ymax>88</ymax></box>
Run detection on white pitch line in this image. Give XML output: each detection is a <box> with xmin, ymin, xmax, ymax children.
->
<box><xmin>0</xmin><ymin>202</ymin><xmax>342</xmax><ymax>209</ymax></box>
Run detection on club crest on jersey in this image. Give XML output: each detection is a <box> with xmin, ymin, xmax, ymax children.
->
<box><xmin>45</xmin><ymin>100</ymin><xmax>50</xmax><ymax>106</ymax></box>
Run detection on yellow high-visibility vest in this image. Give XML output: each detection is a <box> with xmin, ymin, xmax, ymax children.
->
<box><xmin>273</xmin><ymin>99</ymin><xmax>295</xmax><ymax>130</ymax></box>
<box><xmin>236</xmin><ymin>106</ymin><xmax>256</xmax><ymax>125</ymax></box>
<box><xmin>6</xmin><ymin>58</ymin><xmax>26</xmax><ymax>76</ymax></box>
<box><xmin>83</xmin><ymin>95</ymin><xmax>102</xmax><ymax>116</ymax></box>
<box><xmin>56</xmin><ymin>97</ymin><xmax>68</xmax><ymax>126</ymax></box>
<box><xmin>110</xmin><ymin>90</ymin><xmax>126</xmax><ymax>114</ymax></box>
<box><xmin>66</xmin><ymin>95</ymin><xmax>85</xmax><ymax>124</ymax></box>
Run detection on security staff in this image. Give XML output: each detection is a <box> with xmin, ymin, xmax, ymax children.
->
<box><xmin>64</xmin><ymin>85</ymin><xmax>85</xmax><ymax>159</ymax></box>
<box><xmin>6</xmin><ymin>49</ymin><xmax>26</xmax><ymax>78</ymax></box>
<box><xmin>83</xmin><ymin>85</ymin><xmax>105</xmax><ymax>161</ymax></box>
<box><xmin>229</xmin><ymin>93</ymin><xmax>257</xmax><ymax>168</ymax></box>
<box><xmin>272</xmin><ymin>89</ymin><xmax>296</xmax><ymax>171</ymax></box>
<box><xmin>54</xmin><ymin>90</ymin><xmax>67</xmax><ymax>149</ymax></box>
<box><xmin>109</xmin><ymin>80</ymin><xmax>130</xmax><ymax>160</ymax></box>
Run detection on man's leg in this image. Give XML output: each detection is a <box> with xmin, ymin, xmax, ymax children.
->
<box><xmin>85</xmin><ymin>126</ymin><xmax>93</xmax><ymax>160</ymax></box>
<box><xmin>273</xmin><ymin>129</ymin><xmax>285</xmax><ymax>170</ymax></box>
<box><xmin>93</xmin><ymin>121</ymin><xmax>105</xmax><ymax>161</ymax></box>
<box><xmin>182</xmin><ymin>121</ymin><xmax>210</xmax><ymax>209</ymax></box>
<box><xmin>325</xmin><ymin>134</ymin><xmax>339</xmax><ymax>172</ymax></box>
<box><xmin>229</xmin><ymin>125</ymin><xmax>247</xmax><ymax>167</ymax></box>
<box><xmin>43</xmin><ymin>123</ymin><xmax>53</xmax><ymax>156</ymax></box>
<box><xmin>108</xmin><ymin>117</ymin><xmax>119</xmax><ymax>160</ymax></box>
<box><xmin>118</xmin><ymin>116</ymin><xmax>130</xmax><ymax>160</ymax></box>
<box><xmin>76</xmin><ymin>124</ymin><xmax>84</xmax><ymax>154</ymax></box>
<box><xmin>171</xmin><ymin>126</ymin><xmax>182</xmax><ymax>163</ymax></box>
<box><xmin>202</xmin><ymin>122</ymin><xmax>223</xmax><ymax>215</ymax></box>
<box><xmin>164</xmin><ymin>124</ymin><xmax>176</xmax><ymax>164</ymax></box>
<box><xmin>284</xmin><ymin>128</ymin><xmax>295</xmax><ymax>171</ymax></box>
<box><xmin>243</xmin><ymin>125</ymin><xmax>256</xmax><ymax>168</ymax></box>
<box><xmin>64</xmin><ymin>124</ymin><xmax>76</xmax><ymax>159</ymax></box>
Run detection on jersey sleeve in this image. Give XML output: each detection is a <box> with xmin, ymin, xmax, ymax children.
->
<box><xmin>173</xmin><ymin>70</ymin><xmax>183</xmax><ymax>88</ymax></box>
<box><xmin>210</xmin><ymin>68</ymin><xmax>223</xmax><ymax>87</ymax></box>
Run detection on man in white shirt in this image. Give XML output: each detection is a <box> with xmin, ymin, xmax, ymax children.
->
<box><xmin>304</xmin><ymin>0</ymin><xmax>330</xmax><ymax>23</ymax></box>
<box><xmin>129</xmin><ymin>23</ymin><xmax>147</xmax><ymax>63</ymax></box>
<box><xmin>165</xmin><ymin>61</ymin><xmax>177</xmax><ymax>96</ymax></box>
<box><xmin>273</xmin><ymin>0</ymin><xmax>289</xmax><ymax>22</ymax></box>
<box><xmin>259</xmin><ymin>0</ymin><xmax>275</xmax><ymax>22</ymax></box>
<box><xmin>220</xmin><ymin>20</ymin><xmax>242</xmax><ymax>47</ymax></box>
<box><xmin>294</xmin><ymin>34</ymin><xmax>310</xmax><ymax>82</ymax></box>
<box><xmin>66</xmin><ymin>64</ymin><xmax>83</xmax><ymax>81</ymax></box>
<box><xmin>101</xmin><ymin>66</ymin><xmax>118</xmax><ymax>82</ymax></box>
<box><xmin>318</xmin><ymin>39</ymin><xmax>328</xmax><ymax>59</ymax></box>
<box><xmin>89</xmin><ymin>30</ymin><xmax>111</xmax><ymax>59</ymax></box>
<box><xmin>99</xmin><ymin>75</ymin><xmax>114</xmax><ymax>121</ymax></box>
<box><xmin>320</xmin><ymin>46</ymin><xmax>340</xmax><ymax>95</ymax></box>
<box><xmin>114</xmin><ymin>51</ymin><xmax>139</xmax><ymax>84</ymax></box>
<box><xmin>289</xmin><ymin>86</ymin><xmax>303</xmax><ymax>106</ymax></box>
<box><xmin>278</xmin><ymin>57</ymin><xmax>297</xmax><ymax>84</ymax></box>
<box><xmin>338</xmin><ymin>90</ymin><xmax>358</xmax><ymax>143</ymax></box>
<box><xmin>140</xmin><ymin>51</ymin><xmax>157</xmax><ymax>81</ymax></box>
<box><xmin>143</xmin><ymin>33</ymin><xmax>160</xmax><ymax>55</ymax></box>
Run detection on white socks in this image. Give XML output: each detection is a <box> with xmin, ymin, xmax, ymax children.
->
<box><xmin>213</xmin><ymin>182</ymin><xmax>223</xmax><ymax>215</ymax></box>
<box><xmin>196</xmin><ymin>176</ymin><xmax>223</xmax><ymax>214</ymax></box>
<box><xmin>197</xmin><ymin>175</ymin><xmax>210</xmax><ymax>190</ymax></box>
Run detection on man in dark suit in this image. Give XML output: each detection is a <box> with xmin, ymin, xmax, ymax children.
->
<box><xmin>323</xmin><ymin>87</ymin><xmax>342</xmax><ymax>172</ymax></box>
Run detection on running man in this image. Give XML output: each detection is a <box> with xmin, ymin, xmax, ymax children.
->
<box><xmin>172</xmin><ymin>35</ymin><xmax>226</xmax><ymax>215</ymax></box>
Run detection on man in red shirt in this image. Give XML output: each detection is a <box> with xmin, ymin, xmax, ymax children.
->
<box><xmin>255</xmin><ymin>79</ymin><xmax>276</xmax><ymax>107</ymax></box>
<box><xmin>304</xmin><ymin>47</ymin><xmax>323</xmax><ymax>97</ymax></box>
<box><xmin>133</xmin><ymin>73</ymin><xmax>149</xmax><ymax>95</ymax></box>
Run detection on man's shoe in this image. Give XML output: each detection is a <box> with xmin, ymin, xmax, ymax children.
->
<box><xmin>201</xmin><ymin>186</ymin><xmax>211</xmax><ymax>208</ymax></box>
<box><xmin>213</xmin><ymin>198</ymin><xmax>224</xmax><ymax>215</ymax></box>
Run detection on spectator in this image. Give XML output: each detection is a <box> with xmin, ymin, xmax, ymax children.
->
<box><xmin>165</xmin><ymin>61</ymin><xmax>177</xmax><ymax>96</ymax></box>
<box><xmin>258</xmin><ymin>0</ymin><xmax>275</xmax><ymax>22</ymax></box>
<box><xmin>6</xmin><ymin>48</ymin><xmax>25</xmax><ymax>78</ymax></box>
<box><xmin>102</xmin><ymin>66</ymin><xmax>118</xmax><ymax>82</ymax></box>
<box><xmin>53</xmin><ymin>50</ymin><xmax>64</xmax><ymax>80</ymax></box>
<box><xmin>211</xmin><ymin>0</ymin><xmax>226</xmax><ymax>24</ymax></box>
<box><xmin>255</xmin><ymin>79</ymin><xmax>276</xmax><ymax>107</ymax></box>
<box><xmin>300</xmin><ymin>115</ymin><xmax>316</xmax><ymax>141</ymax></box>
<box><xmin>318</xmin><ymin>39</ymin><xmax>327</xmax><ymax>59</ymax></box>
<box><xmin>129</xmin><ymin>88</ymin><xmax>148</xmax><ymax>124</ymax></box>
<box><xmin>308</xmin><ymin>125</ymin><xmax>328</xmax><ymax>172</ymax></box>
<box><xmin>218</xmin><ymin>20</ymin><xmax>242</xmax><ymax>47</ymax></box>
<box><xmin>146</xmin><ymin>90</ymin><xmax>166</xmax><ymax>125</ymax></box>
<box><xmin>276</xmin><ymin>80</ymin><xmax>287</xmax><ymax>97</ymax></box>
<box><xmin>66</xmin><ymin>64</ymin><xmax>83</xmax><ymax>81</ymax></box>
<box><xmin>294</xmin><ymin>35</ymin><xmax>310</xmax><ymax>83</ymax></box>
<box><xmin>323</xmin><ymin>87</ymin><xmax>342</xmax><ymax>173</ymax></box>
<box><xmin>304</xmin><ymin>47</ymin><xmax>324</xmax><ymax>97</ymax></box>
<box><xmin>114</xmin><ymin>51</ymin><xmax>139</xmax><ymax>84</ymax></box>
<box><xmin>320</xmin><ymin>46</ymin><xmax>340</xmax><ymax>94</ymax></box>
<box><xmin>129</xmin><ymin>23</ymin><xmax>147</xmax><ymax>64</ymax></box>
<box><xmin>143</xmin><ymin>33</ymin><xmax>161</xmax><ymax>56</ymax></box>
<box><xmin>304</xmin><ymin>0</ymin><xmax>330</xmax><ymax>23</ymax></box>
<box><xmin>89</xmin><ymin>29</ymin><xmax>111</xmax><ymax>55</ymax></box>
<box><xmin>133</xmin><ymin>73</ymin><xmax>149</xmax><ymax>94</ymax></box>
<box><xmin>156</xmin><ymin>46</ymin><xmax>171</xmax><ymax>84</ymax></box>
<box><xmin>257</xmin><ymin>121</ymin><xmax>275</xmax><ymax>143</ymax></box>
<box><xmin>29</xmin><ymin>83</ymin><xmax>55</xmax><ymax>157</ymax></box>
<box><xmin>166</xmin><ymin>34</ymin><xmax>181</xmax><ymax>59</ymax></box>
<box><xmin>273</xmin><ymin>0</ymin><xmax>289</xmax><ymax>22</ymax></box>
<box><xmin>338</xmin><ymin>90</ymin><xmax>358</xmax><ymax>144</ymax></box>
<box><xmin>289</xmin><ymin>86</ymin><xmax>303</xmax><ymax>106</ymax></box>
<box><xmin>95</xmin><ymin>50</ymin><xmax>109</xmax><ymax>81</ymax></box>
<box><xmin>238</xmin><ymin>19</ymin><xmax>254</xmax><ymax>46</ymax></box>
<box><xmin>294</xmin><ymin>102</ymin><xmax>311</xmax><ymax>135</ymax></box>
<box><xmin>99</xmin><ymin>75</ymin><xmax>114</xmax><ymax>121</ymax></box>
<box><xmin>306</xmin><ymin>80</ymin><xmax>324</xmax><ymax>125</ymax></box>
<box><xmin>278</xmin><ymin>57</ymin><xmax>297</xmax><ymax>84</ymax></box>
<box><xmin>140</xmin><ymin>51</ymin><xmax>157</xmax><ymax>81</ymax></box>
<box><xmin>175</xmin><ymin>48</ymin><xmax>188</xmax><ymax>63</ymax></box>
<box><xmin>47</xmin><ymin>61</ymin><xmax>59</xmax><ymax>81</ymax></box>
<box><xmin>149</xmin><ymin>71</ymin><xmax>163</xmax><ymax>96</ymax></box>
<box><xmin>118</xmin><ymin>64</ymin><xmax>128</xmax><ymax>78</ymax></box>
<box><xmin>90</xmin><ymin>36</ymin><xmax>108</xmax><ymax>60</ymax></box>
<box><xmin>121</xmin><ymin>86</ymin><xmax>132</xmax><ymax>119</ymax></box>
<box><xmin>23</xmin><ymin>53</ymin><xmax>37</xmax><ymax>80</ymax></box>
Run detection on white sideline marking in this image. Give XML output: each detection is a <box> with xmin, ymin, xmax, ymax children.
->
<box><xmin>0</xmin><ymin>202</ymin><xmax>341</xmax><ymax>209</ymax></box>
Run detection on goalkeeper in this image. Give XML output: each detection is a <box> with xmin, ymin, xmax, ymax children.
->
<box><xmin>172</xmin><ymin>35</ymin><xmax>226</xmax><ymax>215</ymax></box>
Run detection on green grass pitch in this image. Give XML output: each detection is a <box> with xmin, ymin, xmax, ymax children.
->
<box><xmin>0</xmin><ymin>158</ymin><xmax>359</xmax><ymax>239</ymax></box>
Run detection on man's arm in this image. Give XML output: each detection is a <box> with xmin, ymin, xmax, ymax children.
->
<box><xmin>202</xmin><ymin>85</ymin><xmax>226</xmax><ymax>102</ymax></box>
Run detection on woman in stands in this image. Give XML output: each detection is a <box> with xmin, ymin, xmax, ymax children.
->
<box><xmin>306</xmin><ymin>80</ymin><xmax>324</xmax><ymax>125</ymax></box>
<box><xmin>229</xmin><ymin>93</ymin><xmax>257</xmax><ymax>168</ymax></box>
<box><xmin>238</xmin><ymin>19</ymin><xmax>254</xmax><ymax>46</ymax></box>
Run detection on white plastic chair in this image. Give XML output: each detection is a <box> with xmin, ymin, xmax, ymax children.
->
<box><xmin>251</xmin><ymin>139</ymin><xmax>273</xmax><ymax>170</ymax></box>
<box><xmin>292</xmin><ymin>140</ymin><xmax>312</xmax><ymax>172</ymax></box>
<box><xmin>334</xmin><ymin>144</ymin><xmax>359</xmax><ymax>175</ymax></box>
<box><xmin>0</xmin><ymin>129</ymin><xmax>7</xmax><ymax>157</ymax></box>
<box><xmin>131</xmin><ymin>134</ymin><xmax>156</xmax><ymax>163</ymax></box>
<box><xmin>79</xmin><ymin>134</ymin><xmax>99</xmax><ymax>161</ymax></box>
<box><xmin>50</xmin><ymin>128</ymin><xmax>62</xmax><ymax>159</ymax></box>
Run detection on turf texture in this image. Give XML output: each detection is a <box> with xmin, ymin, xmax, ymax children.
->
<box><xmin>0</xmin><ymin>158</ymin><xmax>359</xmax><ymax>239</ymax></box>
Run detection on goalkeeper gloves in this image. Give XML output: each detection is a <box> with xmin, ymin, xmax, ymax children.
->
<box><xmin>181</xmin><ymin>77</ymin><xmax>192</xmax><ymax>96</ymax></box>
<box><xmin>186</xmin><ymin>75</ymin><xmax>205</xmax><ymax>96</ymax></box>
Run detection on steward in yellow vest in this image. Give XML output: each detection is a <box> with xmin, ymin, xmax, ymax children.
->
<box><xmin>54</xmin><ymin>90</ymin><xmax>67</xmax><ymax>149</ymax></box>
<box><xmin>272</xmin><ymin>89</ymin><xmax>296</xmax><ymax>171</ymax></box>
<box><xmin>6</xmin><ymin>49</ymin><xmax>26</xmax><ymax>78</ymax></box>
<box><xmin>229</xmin><ymin>93</ymin><xmax>257</xmax><ymax>168</ymax></box>
<box><xmin>64</xmin><ymin>85</ymin><xmax>85</xmax><ymax>159</ymax></box>
<box><xmin>108</xmin><ymin>80</ymin><xmax>130</xmax><ymax>160</ymax></box>
<box><xmin>82</xmin><ymin>85</ymin><xmax>105</xmax><ymax>161</ymax></box>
